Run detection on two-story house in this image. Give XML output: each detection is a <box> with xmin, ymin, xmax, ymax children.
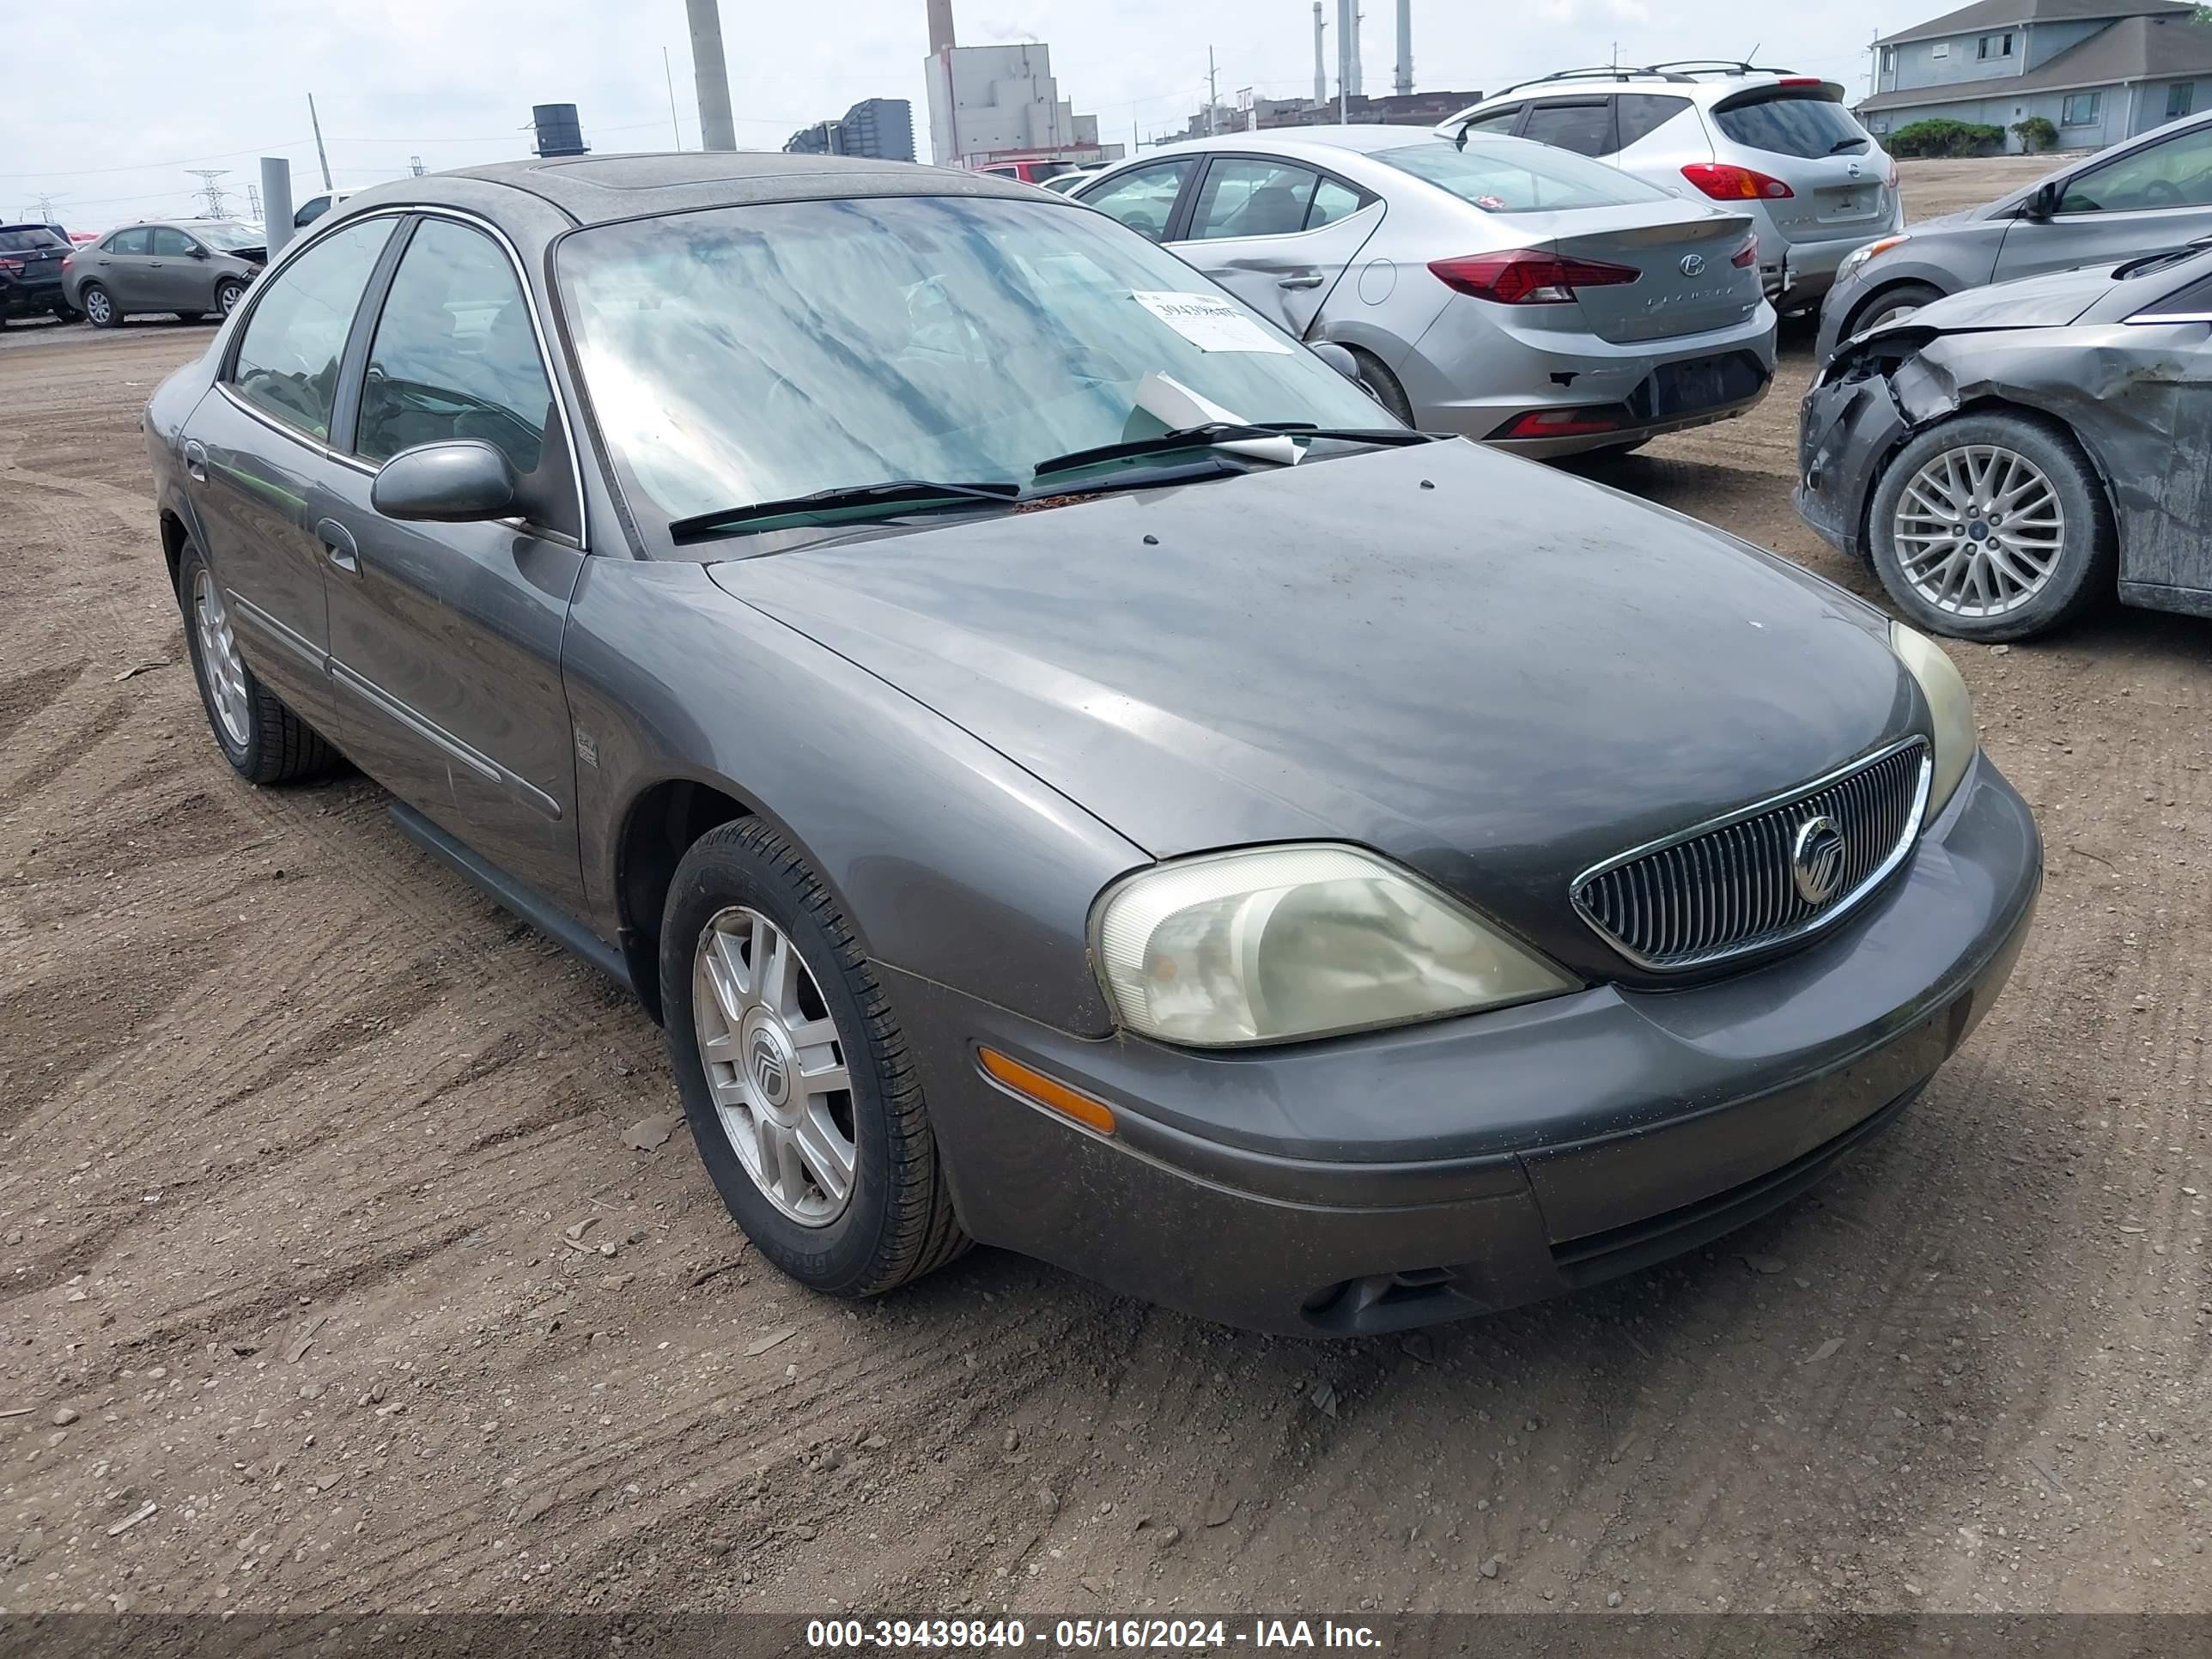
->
<box><xmin>1859</xmin><ymin>0</ymin><xmax>2212</xmax><ymax>150</ymax></box>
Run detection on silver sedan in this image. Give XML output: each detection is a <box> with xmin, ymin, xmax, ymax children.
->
<box><xmin>1073</xmin><ymin>126</ymin><xmax>1778</xmax><ymax>457</ymax></box>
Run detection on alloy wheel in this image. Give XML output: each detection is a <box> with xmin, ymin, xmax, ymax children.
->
<box><xmin>191</xmin><ymin>568</ymin><xmax>252</xmax><ymax>748</ymax></box>
<box><xmin>691</xmin><ymin>905</ymin><xmax>857</xmax><ymax>1227</ymax></box>
<box><xmin>218</xmin><ymin>282</ymin><xmax>242</xmax><ymax>316</ymax></box>
<box><xmin>84</xmin><ymin>288</ymin><xmax>111</xmax><ymax>325</ymax></box>
<box><xmin>1891</xmin><ymin>443</ymin><xmax>2066</xmax><ymax>618</ymax></box>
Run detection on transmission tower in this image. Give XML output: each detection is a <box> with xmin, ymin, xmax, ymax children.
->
<box><xmin>185</xmin><ymin>168</ymin><xmax>231</xmax><ymax>218</ymax></box>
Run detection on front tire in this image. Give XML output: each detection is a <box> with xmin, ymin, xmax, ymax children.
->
<box><xmin>175</xmin><ymin>543</ymin><xmax>340</xmax><ymax>781</ymax></box>
<box><xmin>1847</xmin><ymin>280</ymin><xmax>1943</xmax><ymax>338</ymax></box>
<box><xmin>81</xmin><ymin>283</ymin><xmax>118</xmax><ymax>328</ymax></box>
<box><xmin>661</xmin><ymin>820</ymin><xmax>969</xmax><ymax>1299</ymax></box>
<box><xmin>214</xmin><ymin>278</ymin><xmax>246</xmax><ymax>319</ymax></box>
<box><xmin>1869</xmin><ymin>410</ymin><xmax>2114</xmax><ymax>642</ymax></box>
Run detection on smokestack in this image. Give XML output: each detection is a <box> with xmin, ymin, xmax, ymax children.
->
<box><xmin>685</xmin><ymin>0</ymin><xmax>737</xmax><ymax>151</ymax></box>
<box><xmin>1395</xmin><ymin>0</ymin><xmax>1413</xmax><ymax>96</ymax></box>
<box><xmin>927</xmin><ymin>0</ymin><xmax>956</xmax><ymax>54</ymax></box>
<box><xmin>1336</xmin><ymin>0</ymin><xmax>1352</xmax><ymax>118</ymax></box>
<box><xmin>1349</xmin><ymin>2</ymin><xmax>1364</xmax><ymax>98</ymax></box>
<box><xmin>1313</xmin><ymin>2</ymin><xmax>1327</xmax><ymax>105</ymax></box>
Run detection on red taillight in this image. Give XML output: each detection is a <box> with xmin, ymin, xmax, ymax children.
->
<box><xmin>1429</xmin><ymin>250</ymin><xmax>1642</xmax><ymax>305</ymax></box>
<box><xmin>1731</xmin><ymin>234</ymin><xmax>1759</xmax><ymax>269</ymax></box>
<box><xmin>1498</xmin><ymin>407</ymin><xmax>1629</xmax><ymax>440</ymax></box>
<box><xmin>1886</xmin><ymin>157</ymin><xmax>1899</xmax><ymax>189</ymax></box>
<box><xmin>0</xmin><ymin>258</ymin><xmax>22</xmax><ymax>274</ymax></box>
<box><xmin>60</xmin><ymin>254</ymin><xmax>72</xmax><ymax>270</ymax></box>
<box><xmin>1681</xmin><ymin>162</ymin><xmax>1795</xmax><ymax>201</ymax></box>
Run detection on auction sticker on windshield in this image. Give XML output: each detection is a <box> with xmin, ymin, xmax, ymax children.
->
<box><xmin>1131</xmin><ymin>291</ymin><xmax>1294</xmax><ymax>354</ymax></box>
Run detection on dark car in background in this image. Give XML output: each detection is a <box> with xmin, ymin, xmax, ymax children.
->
<box><xmin>143</xmin><ymin>154</ymin><xmax>2037</xmax><ymax>1335</ymax></box>
<box><xmin>1799</xmin><ymin>241</ymin><xmax>2212</xmax><ymax>641</ymax></box>
<box><xmin>0</xmin><ymin>223</ymin><xmax>74</xmax><ymax>325</ymax></box>
<box><xmin>1815</xmin><ymin>109</ymin><xmax>2212</xmax><ymax>361</ymax></box>
<box><xmin>64</xmin><ymin>220</ymin><xmax>267</xmax><ymax>328</ymax></box>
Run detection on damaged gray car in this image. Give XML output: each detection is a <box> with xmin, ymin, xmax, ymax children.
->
<box><xmin>1797</xmin><ymin>240</ymin><xmax>2212</xmax><ymax>641</ymax></box>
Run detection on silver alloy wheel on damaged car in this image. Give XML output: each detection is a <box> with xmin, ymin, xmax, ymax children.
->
<box><xmin>1890</xmin><ymin>442</ymin><xmax>2066</xmax><ymax>618</ymax></box>
<box><xmin>191</xmin><ymin>567</ymin><xmax>252</xmax><ymax>747</ymax></box>
<box><xmin>691</xmin><ymin>904</ymin><xmax>858</xmax><ymax>1226</ymax></box>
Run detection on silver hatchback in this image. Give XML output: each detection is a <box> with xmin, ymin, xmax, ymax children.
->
<box><xmin>1072</xmin><ymin>127</ymin><xmax>1777</xmax><ymax>458</ymax></box>
<box><xmin>1438</xmin><ymin>64</ymin><xmax>1904</xmax><ymax>310</ymax></box>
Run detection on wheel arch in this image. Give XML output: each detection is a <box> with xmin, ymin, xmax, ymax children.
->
<box><xmin>1863</xmin><ymin>395</ymin><xmax>2121</xmax><ymax>563</ymax></box>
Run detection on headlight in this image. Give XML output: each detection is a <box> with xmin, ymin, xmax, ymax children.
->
<box><xmin>1838</xmin><ymin>234</ymin><xmax>1909</xmax><ymax>286</ymax></box>
<box><xmin>1091</xmin><ymin>844</ymin><xmax>1578</xmax><ymax>1048</ymax></box>
<box><xmin>1890</xmin><ymin>621</ymin><xmax>1978</xmax><ymax>814</ymax></box>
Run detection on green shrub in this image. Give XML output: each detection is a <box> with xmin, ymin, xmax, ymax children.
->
<box><xmin>2011</xmin><ymin>116</ymin><xmax>2059</xmax><ymax>153</ymax></box>
<box><xmin>1888</xmin><ymin>118</ymin><xmax>2008</xmax><ymax>158</ymax></box>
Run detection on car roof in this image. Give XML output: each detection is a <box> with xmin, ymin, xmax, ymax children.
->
<box><xmin>1444</xmin><ymin>66</ymin><xmax>1838</xmax><ymax>121</ymax></box>
<box><xmin>373</xmin><ymin>151</ymin><xmax>1044</xmax><ymax>226</ymax></box>
<box><xmin>1107</xmin><ymin>125</ymin><xmax>1476</xmax><ymax>167</ymax></box>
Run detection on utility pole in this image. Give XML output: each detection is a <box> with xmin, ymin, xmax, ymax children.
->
<box><xmin>664</xmin><ymin>47</ymin><xmax>684</xmax><ymax>149</ymax></box>
<box><xmin>685</xmin><ymin>0</ymin><xmax>738</xmax><ymax>152</ymax></box>
<box><xmin>1869</xmin><ymin>27</ymin><xmax>1881</xmax><ymax>98</ymax></box>
<box><xmin>1206</xmin><ymin>47</ymin><xmax>1219</xmax><ymax>137</ymax></box>
<box><xmin>246</xmin><ymin>182</ymin><xmax>262</xmax><ymax>220</ymax></box>
<box><xmin>307</xmin><ymin>94</ymin><xmax>332</xmax><ymax>191</ymax></box>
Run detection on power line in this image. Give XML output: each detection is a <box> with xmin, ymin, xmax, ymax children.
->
<box><xmin>0</xmin><ymin>140</ymin><xmax>311</xmax><ymax>180</ymax></box>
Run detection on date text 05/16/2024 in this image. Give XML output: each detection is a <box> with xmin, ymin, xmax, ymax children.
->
<box><xmin>805</xmin><ymin>1620</ymin><xmax>1384</xmax><ymax>1650</ymax></box>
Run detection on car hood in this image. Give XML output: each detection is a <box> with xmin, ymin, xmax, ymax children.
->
<box><xmin>1871</xmin><ymin>263</ymin><xmax>2112</xmax><ymax>338</ymax></box>
<box><xmin>711</xmin><ymin>441</ymin><xmax>1920</xmax><ymax>976</ymax></box>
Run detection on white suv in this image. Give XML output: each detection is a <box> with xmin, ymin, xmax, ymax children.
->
<box><xmin>1437</xmin><ymin>63</ymin><xmax>1902</xmax><ymax>311</ymax></box>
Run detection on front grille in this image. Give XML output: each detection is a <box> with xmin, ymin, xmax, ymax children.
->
<box><xmin>1572</xmin><ymin>739</ymin><xmax>1929</xmax><ymax>971</ymax></box>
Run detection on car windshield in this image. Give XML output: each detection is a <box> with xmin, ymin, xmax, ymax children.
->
<box><xmin>0</xmin><ymin>228</ymin><xmax>65</xmax><ymax>252</ymax></box>
<box><xmin>193</xmin><ymin>222</ymin><xmax>264</xmax><ymax>251</ymax></box>
<box><xmin>1375</xmin><ymin>137</ymin><xmax>1674</xmax><ymax>211</ymax></box>
<box><xmin>555</xmin><ymin>195</ymin><xmax>1386</xmax><ymax>524</ymax></box>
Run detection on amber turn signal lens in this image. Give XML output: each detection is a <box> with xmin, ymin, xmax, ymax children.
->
<box><xmin>977</xmin><ymin>1048</ymin><xmax>1116</xmax><ymax>1135</ymax></box>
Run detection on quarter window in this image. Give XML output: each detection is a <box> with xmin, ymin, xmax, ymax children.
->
<box><xmin>355</xmin><ymin>218</ymin><xmax>555</xmax><ymax>480</ymax></box>
<box><xmin>2058</xmin><ymin>121</ymin><xmax>2212</xmax><ymax>212</ymax></box>
<box><xmin>228</xmin><ymin>217</ymin><xmax>392</xmax><ymax>441</ymax></box>
<box><xmin>1187</xmin><ymin>160</ymin><xmax>1323</xmax><ymax>239</ymax></box>
<box><xmin>1306</xmin><ymin>177</ymin><xmax>1366</xmax><ymax>228</ymax></box>
<box><xmin>1614</xmin><ymin>94</ymin><xmax>1693</xmax><ymax>149</ymax></box>
<box><xmin>105</xmin><ymin>228</ymin><xmax>150</xmax><ymax>255</ymax></box>
<box><xmin>1078</xmin><ymin>160</ymin><xmax>1194</xmax><ymax>242</ymax></box>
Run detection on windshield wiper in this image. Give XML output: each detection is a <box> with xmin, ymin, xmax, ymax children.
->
<box><xmin>1829</xmin><ymin>137</ymin><xmax>1871</xmax><ymax>155</ymax></box>
<box><xmin>1030</xmin><ymin>422</ymin><xmax>1443</xmax><ymax>479</ymax></box>
<box><xmin>668</xmin><ymin>478</ymin><xmax>1022</xmax><ymax>544</ymax></box>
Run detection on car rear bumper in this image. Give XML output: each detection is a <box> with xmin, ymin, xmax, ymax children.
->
<box><xmin>0</xmin><ymin>276</ymin><xmax>66</xmax><ymax>318</ymax></box>
<box><xmin>896</xmin><ymin>755</ymin><xmax>2041</xmax><ymax>1334</ymax></box>
<box><xmin>1403</xmin><ymin>304</ymin><xmax>1779</xmax><ymax>458</ymax></box>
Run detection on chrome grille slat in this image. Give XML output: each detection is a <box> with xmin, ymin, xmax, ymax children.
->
<box><xmin>1572</xmin><ymin>740</ymin><xmax>1931</xmax><ymax>972</ymax></box>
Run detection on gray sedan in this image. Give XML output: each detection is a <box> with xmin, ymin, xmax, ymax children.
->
<box><xmin>143</xmin><ymin>154</ymin><xmax>2036</xmax><ymax>1335</ymax></box>
<box><xmin>1073</xmin><ymin>127</ymin><xmax>1777</xmax><ymax>457</ymax></box>
<box><xmin>1799</xmin><ymin>242</ymin><xmax>2212</xmax><ymax>641</ymax></box>
<box><xmin>1815</xmin><ymin>110</ymin><xmax>2212</xmax><ymax>361</ymax></box>
<box><xmin>64</xmin><ymin>219</ymin><xmax>266</xmax><ymax>327</ymax></box>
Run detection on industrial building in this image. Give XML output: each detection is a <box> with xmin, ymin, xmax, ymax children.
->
<box><xmin>785</xmin><ymin>98</ymin><xmax>917</xmax><ymax>161</ymax></box>
<box><xmin>920</xmin><ymin>1</ymin><xmax>1122</xmax><ymax>173</ymax></box>
<box><xmin>1154</xmin><ymin>2</ymin><xmax>1469</xmax><ymax>144</ymax></box>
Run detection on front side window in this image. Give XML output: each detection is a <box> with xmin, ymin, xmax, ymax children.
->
<box><xmin>1376</xmin><ymin>138</ymin><xmax>1673</xmax><ymax>212</ymax></box>
<box><xmin>1518</xmin><ymin>100</ymin><xmax>1615</xmax><ymax>157</ymax></box>
<box><xmin>295</xmin><ymin>196</ymin><xmax>332</xmax><ymax>228</ymax></box>
<box><xmin>149</xmin><ymin>227</ymin><xmax>198</xmax><ymax>258</ymax></box>
<box><xmin>2062</xmin><ymin>92</ymin><xmax>2101</xmax><ymax>127</ymax></box>
<box><xmin>1078</xmin><ymin>161</ymin><xmax>1194</xmax><ymax>241</ymax></box>
<box><xmin>556</xmin><ymin>195</ymin><xmax>1385</xmax><ymax>526</ymax></box>
<box><xmin>229</xmin><ymin>218</ymin><xmax>393</xmax><ymax>441</ymax></box>
<box><xmin>2059</xmin><ymin>122</ymin><xmax>2212</xmax><ymax>211</ymax></box>
<box><xmin>1187</xmin><ymin>160</ymin><xmax>1323</xmax><ymax>239</ymax></box>
<box><xmin>105</xmin><ymin>228</ymin><xmax>151</xmax><ymax>256</ymax></box>
<box><xmin>356</xmin><ymin>218</ymin><xmax>553</xmax><ymax>479</ymax></box>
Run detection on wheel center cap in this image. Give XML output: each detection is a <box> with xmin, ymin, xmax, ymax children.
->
<box><xmin>739</xmin><ymin>1011</ymin><xmax>797</xmax><ymax>1117</ymax></box>
<box><xmin>1969</xmin><ymin>520</ymin><xmax>1990</xmax><ymax>541</ymax></box>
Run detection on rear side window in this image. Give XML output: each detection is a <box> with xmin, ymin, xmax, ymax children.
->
<box><xmin>1711</xmin><ymin>91</ymin><xmax>1869</xmax><ymax>159</ymax></box>
<box><xmin>1377</xmin><ymin>138</ymin><xmax>1673</xmax><ymax>212</ymax></box>
<box><xmin>106</xmin><ymin>228</ymin><xmax>150</xmax><ymax>255</ymax></box>
<box><xmin>355</xmin><ymin>218</ymin><xmax>554</xmax><ymax>478</ymax></box>
<box><xmin>229</xmin><ymin>218</ymin><xmax>393</xmax><ymax>441</ymax></box>
<box><xmin>1519</xmin><ymin>100</ymin><xmax>1615</xmax><ymax>157</ymax></box>
<box><xmin>1615</xmin><ymin>94</ymin><xmax>1693</xmax><ymax>149</ymax></box>
<box><xmin>1077</xmin><ymin>160</ymin><xmax>1194</xmax><ymax>242</ymax></box>
<box><xmin>1188</xmin><ymin>160</ymin><xmax>1323</xmax><ymax>239</ymax></box>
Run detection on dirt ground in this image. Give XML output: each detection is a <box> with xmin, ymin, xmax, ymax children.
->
<box><xmin>2</xmin><ymin>155</ymin><xmax>2207</xmax><ymax>1620</ymax></box>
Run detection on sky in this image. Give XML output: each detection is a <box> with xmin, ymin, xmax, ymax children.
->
<box><xmin>5</xmin><ymin>0</ymin><xmax>1899</xmax><ymax>229</ymax></box>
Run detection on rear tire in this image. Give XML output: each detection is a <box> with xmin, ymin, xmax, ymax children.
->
<box><xmin>81</xmin><ymin>283</ymin><xmax>118</xmax><ymax>328</ymax></box>
<box><xmin>1846</xmin><ymin>280</ymin><xmax>1943</xmax><ymax>339</ymax></box>
<box><xmin>1347</xmin><ymin>348</ymin><xmax>1413</xmax><ymax>426</ymax></box>
<box><xmin>1869</xmin><ymin>409</ymin><xmax>2114</xmax><ymax>643</ymax></box>
<box><xmin>176</xmin><ymin>542</ymin><xmax>340</xmax><ymax>782</ymax></box>
<box><xmin>661</xmin><ymin>819</ymin><xmax>969</xmax><ymax>1301</ymax></box>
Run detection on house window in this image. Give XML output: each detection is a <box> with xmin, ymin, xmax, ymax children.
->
<box><xmin>2172</xmin><ymin>83</ymin><xmax>2197</xmax><ymax>121</ymax></box>
<box><xmin>1932</xmin><ymin>41</ymin><xmax>1950</xmax><ymax>58</ymax></box>
<box><xmin>2062</xmin><ymin>92</ymin><xmax>2101</xmax><ymax>126</ymax></box>
<box><xmin>1977</xmin><ymin>33</ymin><xmax>2014</xmax><ymax>58</ymax></box>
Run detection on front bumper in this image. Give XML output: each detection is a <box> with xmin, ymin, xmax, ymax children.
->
<box><xmin>896</xmin><ymin>754</ymin><xmax>2040</xmax><ymax>1335</ymax></box>
<box><xmin>1796</xmin><ymin>351</ymin><xmax>1916</xmax><ymax>558</ymax></box>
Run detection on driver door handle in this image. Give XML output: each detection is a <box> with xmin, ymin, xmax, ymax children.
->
<box><xmin>1277</xmin><ymin>274</ymin><xmax>1327</xmax><ymax>290</ymax></box>
<box><xmin>183</xmin><ymin>440</ymin><xmax>208</xmax><ymax>483</ymax></box>
<box><xmin>316</xmin><ymin>518</ymin><xmax>360</xmax><ymax>574</ymax></box>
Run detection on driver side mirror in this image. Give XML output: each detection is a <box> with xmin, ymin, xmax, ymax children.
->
<box><xmin>2023</xmin><ymin>180</ymin><xmax>2063</xmax><ymax>221</ymax></box>
<box><xmin>189</xmin><ymin>245</ymin><xmax>210</xmax><ymax>259</ymax></box>
<box><xmin>370</xmin><ymin>441</ymin><xmax>518</xmax><ymax>523</ymax></box>
<box><xmin>1309</xmin><ymin>340</ymin><xmax>1363</xmax><ymax>384</ymax></box>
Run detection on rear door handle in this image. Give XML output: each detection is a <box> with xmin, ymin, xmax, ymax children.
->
<box><xmin>183</xmin><ymin>440</ymin><xmax>209</xmax><ymax>483</ymax></box>
<box><xmin>316</xmin><ymin>518</ymin><xmax>360</xmax><ymax>574</ymax></box>
<box><xmin>1277</xmin><ymin>274</ymin><xmax>1327</xmax><ymax>289</ymax></box>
